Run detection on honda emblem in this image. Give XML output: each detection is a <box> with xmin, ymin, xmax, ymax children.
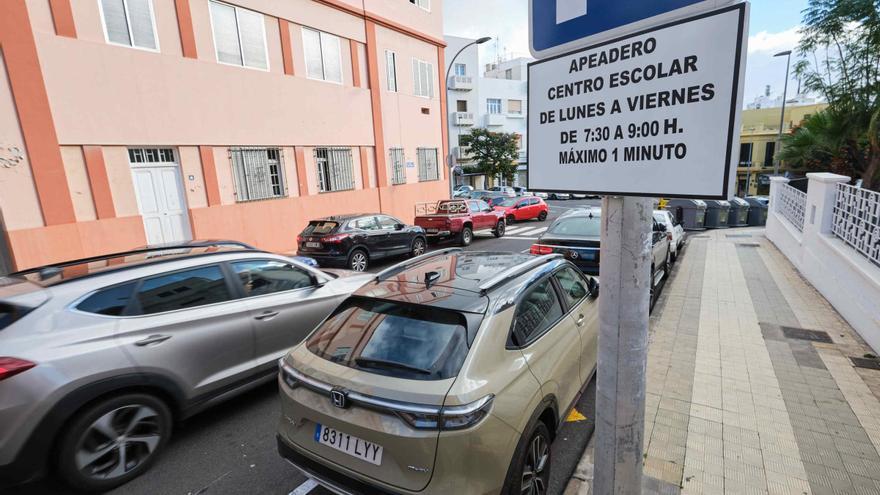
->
<box><xmin>330</xmin><ymin>389</ymin><xmax>348</xmax><ymax>409</ymax></box>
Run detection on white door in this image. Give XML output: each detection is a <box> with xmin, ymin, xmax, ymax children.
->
<box><xmin>129</xmin><ymin>149</ymin><xmax>192</xmax><ymax>245</ymax></box>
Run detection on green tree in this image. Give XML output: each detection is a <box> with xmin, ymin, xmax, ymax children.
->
<box><xmin>460</xmin><ymin>128</ymin><xmax>520</xmax><ymax>185</ymax></box>
<box><xmin>785</xmin><ymin>0</ymin><xmax>880</xmax><ymax>189</ymax></box>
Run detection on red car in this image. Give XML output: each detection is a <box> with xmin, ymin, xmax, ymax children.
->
<box><xmin>493</xmin><ymin>196</ymin><xmax>549</xmax><ymax>224</ymax></box>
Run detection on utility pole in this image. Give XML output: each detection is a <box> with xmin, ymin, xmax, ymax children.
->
<box><xmin>774</xmin><ymin>50</ymin><xmax>792</xmax><ymax>176</ymax></box>
<box><xmin>594</xmin><ymin>195</ymin><xmax>653</xmax><ymax>495</ymax></box>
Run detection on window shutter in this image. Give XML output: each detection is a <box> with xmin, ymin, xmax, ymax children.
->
<box><xmin>237</xmin><ymin>8</ymin><xmax>267</xmax><ymax>69</ymax></box>
<box><xmin>126</xmin><ymin>0</ymin><xmax>157</xmax><ymax>49</ymax></box>
<box><xmin>303</xmin><ymin>29</ymin><xmax>324</xmax><ymax>79</ymax></box>
<box><xmin>321</xmin><ymin>33</ymin><xmax>342</xmax><ymax>83</ymax></box>
<box><xmin>426</xmin><ymin>63</ymin><xmax>434</xmax><ymax>98</ymax></box>
<box><xmin>211</xmin><ymin>2</ymin><xmax>243</xmax><ymax>65</ymax></box>
<box><xmin>386</xmin><ymin>51</ymin><xmax>397</xmax><ymax>91</ymax></box>
<box><xmin>413</xmin><ymin>59</ymin><xmax>420</xmax><ymax>95</ymax></box>
<box><xmin>102</xmin><ymin>0</ymin><xmax>132</xmax><ymax>46</ymax></box>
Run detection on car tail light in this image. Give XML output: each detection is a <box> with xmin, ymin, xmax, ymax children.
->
<box><xmin>321</xmin><ymin>233</ymin><xmax>350</xmax><ymax>244</ymax></box>
<box><xmin>296</xmin><ymin>235</ymin><xmax>304</xmax><ymax>243</ymax></box>
<box><xmin>0</xmin><ymin>357</ymin><xmax>35</xmax><ymax>381</ymax></box>
<box><xmin>667</xmin><ymin>233</ymin><xmax>673</xmax><ymax>241</ymax></box>
<box><xmin>397</xmin><ymin>395</ymin><xmax>494</xmax><ymax>431</ymax></box>
<box><xmin>530</xmin><ymin>244</ymin><xmax>554</xmax><ymax>255</ymax></box>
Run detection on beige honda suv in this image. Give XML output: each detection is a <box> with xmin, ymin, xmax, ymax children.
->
<box><xmin>277</xmin><ymin>248</ymin><xmax>599</xmax><ymax>494</ymax></box>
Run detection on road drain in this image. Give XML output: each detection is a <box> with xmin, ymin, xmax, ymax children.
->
<box><xmin>726</xmin><ymin>234</ymin><xmax>753</xmax><ymax>238</ymax></box>
<box><xmin>851</xmin><ymin>357</ymin><xmax>880</xmax><ymax>370</ymax></box>
<box><xmin>781</xmin><ymin>326</ymin><xmax>833</xmax><ymax>343</ymax></box>
<box><xmin>737</xmin><ymin>243</ymin><xmax>761</xmax><ymax>247</ymax></box>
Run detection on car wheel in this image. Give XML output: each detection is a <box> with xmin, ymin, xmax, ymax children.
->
<box><xmin>493</xmin><ymin>220</ymin><xmax>506</xmax><ymax>238</ymax></box>
<box><xmin>57</xmin><ymin>393</ymin><xmax>172</xmax><ymax>492</ymax></box>
<box><xmin>411</xmin><ymin>237</ymin><xmax>426</xmax><ymax>257</ymax></box>
<box><xmin>347</xmin><ymin>249</ymin><xmax>369</xmax><ymax>272</ymax></box>
<box><xmin>507</xmin><ymin>214</ymin><xmax>516</xmax><ymax>225</ymax></box>
<box><xmin>459</xmin><ymin>226</ymin><xmax>473</xmax><ymax>247</ymax></box>
<box><xmin>538</xmin><ymin>211</ymin><xmax>548</xmax><ymax>221</ymax></box>
<box><xmin>502</xmin><ymin>421</ymin><xmax>551</xmax><ymax>495</ymax></box>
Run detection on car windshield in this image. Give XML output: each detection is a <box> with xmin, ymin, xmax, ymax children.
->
<box><xmin>548</xmin><ymin>216</ymin><xmax>601</xmax><ymax>237</ymax></box>
<box><xmin>306</xmin><ymin>298</ymin><xmax>469</xmax><ymax>380</ymax></box>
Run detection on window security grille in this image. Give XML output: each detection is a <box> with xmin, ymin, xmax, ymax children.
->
<box><xmin>128</xmin><ymin>148</ymin><xmax>175</xmax><ymax>163</ymax></box>
<box><xmin>390</xmin><ymin>148</ymin><xmax>406</xmax><ymax>185</ymax></box>
<box><xmin>417</xmin><ymin>148</ymin><xmax>439</xmax><ymax>182</ymax></box>
<box><xmin>229</xmin><ymin>148</ymin><xmax>286</xmax><ymax>202</ymax></box>
<box><xmin>315</xmin><ymin>148</ymin><xmax>355</xmax><ymax>192</ymax></box>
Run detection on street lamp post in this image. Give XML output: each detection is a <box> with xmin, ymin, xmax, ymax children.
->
<box><xmin>774</xmin><ymin>50</ymin><xmax>792</xmax><ymax>177</ymax></box>
<box><xmin>444</xmin><ymin>36</ymin><xmax>491</xmax><ymax>198</ymax></box>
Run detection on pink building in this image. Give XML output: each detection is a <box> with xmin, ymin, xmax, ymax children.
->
<box><xmin>0</xmin><ymin>0</ymin><xmax>449</xmax><ymax>272</ymax></box>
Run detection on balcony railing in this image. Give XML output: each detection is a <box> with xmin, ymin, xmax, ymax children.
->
<box><xmin>775</xmin><ymin>183</ymin><xmax>807</xmax><ymax>232</ymax></box>
<box><xmin>485</xmin><ymin>113</ymin><xmax>504</xmax><ymax>126</ymax></box>
<box><xmin>453</xmin><ymin>112</ymin><xmax>474</xmax><ymax>126</ymax></box>
<box><xmin>449</xmin><ymin>76</ymin><xmax>474</xmax><ymax>91</ymax></box>
<box><xmin>833</xmin><ymin>183</ymin><xmax>880</xmax><ymax>267</ymax></box>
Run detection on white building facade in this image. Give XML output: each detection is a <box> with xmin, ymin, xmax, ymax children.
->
<box><xmin>445</xmin><ymin>36</ymin><xmax>530</xmax><ymax>189</ymax></box>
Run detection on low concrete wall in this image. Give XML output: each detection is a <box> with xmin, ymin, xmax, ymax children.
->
<box><xmin>766</xmin><ymin>174</ymin><xmax>880</xmax><ymax>353</ymax></box>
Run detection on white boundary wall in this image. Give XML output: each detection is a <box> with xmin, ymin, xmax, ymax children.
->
<box><xmin>767</xmin><ymin>173</ymin><xmax>880</xmax><ymax>353</ymax></box>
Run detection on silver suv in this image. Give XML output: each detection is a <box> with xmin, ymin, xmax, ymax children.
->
<box><xmin>277</xmin><ymin>249</ymin><xmax>599</xmax><ymax>494</ymax></box>
<box><xmin>0</xmin><ymin>246</ymin><xmax>370</xmax><ymax>492</ymax></box>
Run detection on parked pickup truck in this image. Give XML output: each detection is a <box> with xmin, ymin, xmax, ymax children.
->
<box><xmin>414</xmin><ymin>199</ymin><xmax>506</xmax><ymax>246</ymax></box>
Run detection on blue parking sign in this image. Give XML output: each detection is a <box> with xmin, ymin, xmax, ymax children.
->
<box><xmin>530</xmin><ymin>0</ymin><xmax>731</xmax><ymax>56</ymax></box>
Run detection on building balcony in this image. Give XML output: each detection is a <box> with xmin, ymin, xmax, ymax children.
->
<box><xmin>485</xmin><ymin>113</ymin><xmax>505</xmax><ymax>126</ymax></box>
<box><xmin>453</xmin><ymin>112</ymin><xmax>475</xmax><ymax>126</ymax></box>
<box><xmin>449</xmin><ymin>76</ymin><xmax>474</xmax><ymax>91</ymax></box>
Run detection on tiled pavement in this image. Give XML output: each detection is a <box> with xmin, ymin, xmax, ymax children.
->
<box><xmin>566</xmin><ymin>228</ymin><xmax>880</xmax><ymax>495</ymax></box>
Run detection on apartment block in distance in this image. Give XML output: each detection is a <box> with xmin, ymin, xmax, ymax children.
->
<box><xmin>0</xmin><ymin>0</ymin><xmax>449</xmax><ymax>272</ymax></box>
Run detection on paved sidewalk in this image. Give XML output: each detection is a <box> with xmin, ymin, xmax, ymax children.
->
<box><xmin>567</xmin><ymin>228</ymin><xmax>880</xmax><ymax>495</ymax></box>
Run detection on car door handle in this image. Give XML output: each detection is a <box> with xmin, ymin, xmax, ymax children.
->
<box><xmin>255</xmin><ymin>311</ymin><xmax>279</xmax><ymax>321</ymax></box>
<box><xmin>576</xmin><ymin>315</ymin><xmax>585</xmax><ymax>327</ymax></box>
<box><xmin>135</xmin><ymin>334</ymin><xmax>172</xmax><ymax>346</ymax></box>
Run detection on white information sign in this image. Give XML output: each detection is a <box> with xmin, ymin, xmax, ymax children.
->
<box><xmin>527</xmin><ymin>4</ymin><xmax>747</xmax><ymax>199</ymax></box>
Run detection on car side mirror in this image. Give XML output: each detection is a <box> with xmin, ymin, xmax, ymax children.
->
<box><xmin>654</xmin><ymin>223</ymin><xmax>667</xmax><ymax>232</ymax></box>
<box><xmin>395</xmin><ymin>223</ymin><xmax>405</xmax><ymax>230</ymax></box>
<box><xmin>587</xmin><ymin>278</ymin><xmax>599</xmax><ymax>298</ymax></box>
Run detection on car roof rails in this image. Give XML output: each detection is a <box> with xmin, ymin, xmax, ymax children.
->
<box><xmin>478</xmin><ymin>254</ymin><xmax>564</xmax><ymax>295</ymax></box>
<box><xmin>374</xmin><ymin>248</ymin><xmax>463</xmax><ymax>283</ymax></box>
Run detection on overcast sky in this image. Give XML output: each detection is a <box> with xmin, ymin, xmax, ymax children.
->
<box><xmin>443</xmin><ymin>0</ymin><xmax>810</xmax><ymax>106</ymax></box>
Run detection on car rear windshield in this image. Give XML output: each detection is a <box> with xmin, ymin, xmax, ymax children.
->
<box><xmin>306</xmin><ymin>298</ymin><xmax>469</xmax><ymax>381</ymax></box>
<box><xmin>548</xmin><ymin>216</ymin><xmax>601</xmax><ymax>237</ymax></box>
<box><xmin>302</xmin><ymin>221</ymin><xmax>339</xmax><ymax>236</ymax></box>
<box><xmin>497</xmin><ymin>198</ymin><xmax>518</xmax><ymax>207</ymax></box>
<box><xmin>436</xmin><ymin>201</ymin><xmax>468</xmax><ymax>214</ymax></box>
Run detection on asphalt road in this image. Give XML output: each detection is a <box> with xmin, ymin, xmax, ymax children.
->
<box><xmin>12</xmin><ymin>199</ymin><xmax>602</xmax><ymax>495</ymax></box>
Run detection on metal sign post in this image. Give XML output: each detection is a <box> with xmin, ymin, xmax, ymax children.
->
<box><xmin>527</xmin><ymin>2</ymin><xmax>749</xmax><ymax>494</ymax></box>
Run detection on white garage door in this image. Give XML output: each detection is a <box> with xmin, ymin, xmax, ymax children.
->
<box><xmin>129</xmin><ymin>148</ymin><xmax>192</xmax><ymax>246</ymax></box>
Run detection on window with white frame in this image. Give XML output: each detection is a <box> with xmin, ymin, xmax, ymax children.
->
<box><xmin>487</xmin><ymin>98</ymin><xmax>502</xmax><ymax>114</ymax></box>
<box><xmin>315</xmin><ymin>148</ymin><xmax>355</xmax><ymax>192</ymax></box>
<box><xmin>209</xmin><ymin>1</ymin><xmax>268</xmax><ymax>70</ymax></box>
<box><xmin>417</xmin><ymin>148</ymin><xmax>439</xmax><ymax>182</ymax></box>
<box><xmin>303</xmin><ymin>28</ymin><xmax>343</xmax><ymax>83</ymax></box>
<box><xmin>390</xmin><ymin>148</ymin><xmax>406</xmax><ymax>185</ymax></box>
<box><xmin>386</xmin><ymin>51</ymin><xmax>398</xmax><ymax>92</ymax></box>
<box><xmin>99</xmin><ymin>0</ymin><xmax>158</xmax><ymax>51</ymax></box>
<box><xmin>409</xmin><ymin>0</ymin><xmax>430</xmax><ymax>11</ymax></box>
<box><xmin>229</xmin><ymin>148</ymin><xmax>286</xmax><ymax>202</ymax></box>
<box><xmin>412</xmin><ymin>59</ymin><xmax>435</xmax><ymax>98</ymax></box>
<box><xmin>454</xmin><ymin>63</ymin><xmax>466</xmax><ymax>76</ymax></box>
<box><xmin>128</xmin><ymin>148</ymin><xmax>175</xmax><ymax>164</ymax></box>
<box><xmin>508</xmin><ymin>99</ymin><xmax>523</xmax><ymax>114</ymax></box>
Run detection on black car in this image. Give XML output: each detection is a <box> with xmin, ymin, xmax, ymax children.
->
<box><xmin>530</xmin><ymin>208</ymin><xmax>671</xmax><ymax>310</ymax></box>
<box><xmin>297</xmin><ymin>214</ymin><xmax>427</xmax><ymax>272</ymax></box>
<box><xmin>530</xmin><ymin>209</ymin><xmax>602</xmax><ymax>275</ymax></box>
<box><xmin>481</xmin><ymin>194</ymin><xmax>508</xmax><ymax>207</ymax></box>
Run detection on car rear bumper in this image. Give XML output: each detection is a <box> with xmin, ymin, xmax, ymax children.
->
<box><xmin>299</xmin><ymin>253</ymin><xmax>348</xmax><ymax>268</ymax></box>
<box><xmin>278</xmin><ymin>435</ymin><xmax>399</xmax><ymax>495</ymax></box>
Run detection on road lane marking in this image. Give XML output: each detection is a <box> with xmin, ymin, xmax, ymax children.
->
<box><xmin>289</xmin><ymin>479</ymin><xmax>318</xmax><ymax>495</ymax></box>
<box><xmin>504</xmin><ymin>226</ymin><xmax>529</xmax><ymax>235</ymax></box>
<box><xmin>502</xmin><ymin>236</ymin><xmax>540</xmax><ymax>240</ymax></box>
<box><xmin>516</xmin><ymin>227</ymin><xmax>548</xmax><ymax>236</ymax></box>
